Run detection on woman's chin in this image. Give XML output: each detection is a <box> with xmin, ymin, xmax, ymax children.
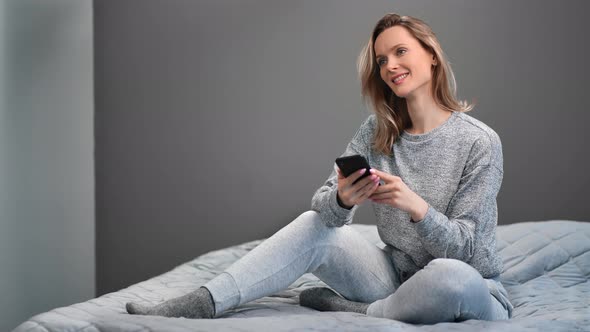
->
<box><xmin>388</xmin><ymin>85</ymin><xmax>407</xmax><ymax>98</ymax></box>
<box><xmin>392</xmin><ymin>90</ymin><xmax>407</xmax><ymax>98</ymax></box>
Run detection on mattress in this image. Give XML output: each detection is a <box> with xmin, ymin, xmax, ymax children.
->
<box><xmin>13</xmin><ymin>220</ymin><xmax>590</xmax><ymax>331</ymax></box>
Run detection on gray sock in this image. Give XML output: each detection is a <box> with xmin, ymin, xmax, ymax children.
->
<box><xmin>126</xmin><ymin>286</ymin><xmax>215</xmax><ymax>319</ymax></box>
<box><xmin>299</xmin><ymin>287</ymin><xmax>369</xmax><ymax>314</ymax></box>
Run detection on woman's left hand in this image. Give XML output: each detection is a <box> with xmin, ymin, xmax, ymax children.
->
<box><xmin>368</xmin><ymin>169</ymin><xmax>429</xmax><ymax>222</ymax></box>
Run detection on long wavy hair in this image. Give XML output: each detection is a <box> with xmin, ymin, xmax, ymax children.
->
<box><xmin>358</xmin><ymin>13</ymin><xmax>474</xmax><ymax>156</ymax></box>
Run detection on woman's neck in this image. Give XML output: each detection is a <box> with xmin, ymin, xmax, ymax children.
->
<box><xmin>404</xmin><ymin>94</ymin><xmax>451</xmax><ymax>135</ymax></box>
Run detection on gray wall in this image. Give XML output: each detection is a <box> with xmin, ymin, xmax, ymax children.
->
<box><xmin>0</xmin><ymin>0</ymin><xmax>94</xmax><ymax>330</ymax></box>
<box><xmin>95</xmin><ymin>0</ymin><xmax>590</xmax><ymax>295</ymax></box>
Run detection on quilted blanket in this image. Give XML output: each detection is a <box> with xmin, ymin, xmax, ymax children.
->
<box><xmin>13</xmin><ymin>220</ymin><xmax>590</xmax><ymax>331</ymax></box>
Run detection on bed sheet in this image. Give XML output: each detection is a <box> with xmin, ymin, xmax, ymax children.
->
<box><xmin>13</xmin><ymin>220</ymin><xmax>590</xmax><ymax>331</ymax></box>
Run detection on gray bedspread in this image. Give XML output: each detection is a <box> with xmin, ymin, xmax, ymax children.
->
<box><xmin>14</xmin><ymin>220</ymin><xmax>590</xmax><ymax>331</ymax></box>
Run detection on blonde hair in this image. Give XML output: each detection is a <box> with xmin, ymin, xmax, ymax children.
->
<box><xmin>358</xmin><ymin>13</ymin><xmax>474</xmax><ymax>156</ymax></box>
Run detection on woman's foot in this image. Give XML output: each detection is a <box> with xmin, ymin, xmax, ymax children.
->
<box><xmin>126</xmin><ymin>287</ymin><xmax>215</xmax><ymax>319</ymax></box>
<box><xmin>299</xmin><ymin>287</ymin><xmax>369</xmax><ymax>314</ymax></box>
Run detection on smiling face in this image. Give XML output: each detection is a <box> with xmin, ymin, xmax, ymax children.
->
<box><xmin>374</xmin><ymin>26</ymin><xmax>437</xmax><ymax>99</ymax></box>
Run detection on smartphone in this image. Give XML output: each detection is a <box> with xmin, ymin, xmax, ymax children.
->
<box><xmin>335</xmin><ymin>154</ymin><xmax>372</xmax><ymax>185</ymax></box>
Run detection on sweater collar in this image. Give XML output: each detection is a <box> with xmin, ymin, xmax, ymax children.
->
<box><xmin>399</xmin><ymin>111</ymin><xmax>458</xmax><ymax>143</ymax></box>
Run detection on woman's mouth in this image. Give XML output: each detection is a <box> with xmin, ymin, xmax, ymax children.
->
<box><xmin>392</xmin><ymin>73</ymin><xmax>409</xmax><ymax>85</ymax></box>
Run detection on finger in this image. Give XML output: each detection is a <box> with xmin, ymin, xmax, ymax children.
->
<box><xmin>369</xmin><ymin>169</ymin><xmax>400</xmax><ymax>182</ymax></box>
<box><xmin>359</xmin><ymin>175</ymin><xmax>378</xmax><ymax>191</ymax></box>
<box><xmin>370</xmin><ymin>182</ymin><xmax>392</xmax><ymax>195</ymax></box>
<box><xmin>359</xmin><ymin>176</ymin><xmax>380</xmax><ymax>195</ymax></box>
<box><xmin>369</xmin><ymin>168</ymin><xmax>385</xmax><ymax>177</ymax></box>
<box><xmin>369</xmin><ymin>187</ymin><xmax>388</xmax><ymax>200</ymax></box>
<box><xmin>371</xmin><ymin>185</ymin><xmax>383</xmax><ymax>195</ymax></box>
<box><xmin>368</xmin><ymin>169</ymin><xmax>391</xmax><ymax>184</ymax></box>
<box><xmin>349</xmin><ymin>177</ymin><xmax>374</xmax><ymax>201</ymax></box>
<box><xmin>369</xmin><ymin>192</ymin><xmax>389</xmax><ymax>200</ymax></box>
<box><xmin>336</xmin><ymin>167</ymin><xmax>344</xmax><ymax>179</ymax></box>
<box><xmin>369</xmin><ymin>182</ymin><xmax>393</xmax><ymax>197</ymax></box>
<box><xmin>353</xmin><ymin>173</ymin><xmax>378</xmax><ymax>190</ymax></box>
<box><xmin>349</xmin><ymin>168</ymin><xmax>369</xmax><ymax>182</ymax></box>
<box><xmin>372</xmin><ymin>199</ymin><xmax>388</xmax><ymax>204</ymax></box>
<box><xmin>342</xmin><ymin>175</ymin><xmax>367</xmax><ymax>199</ymax></box>
<box><xmin>361</xmin><ymin>181</ymin><xmax>380</xmax><ymax>199</ymax></box>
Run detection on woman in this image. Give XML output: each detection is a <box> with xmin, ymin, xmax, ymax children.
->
<box><xmin>126</xmin><ymin>12</ymin><xmax>513</xmax><ymax>323</ymax></box>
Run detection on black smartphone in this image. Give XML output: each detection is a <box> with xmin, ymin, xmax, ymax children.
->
<box><xmin>335</xmin><ymin>154</ymin><xmax>372</xmax><ymax>185</ymax></box>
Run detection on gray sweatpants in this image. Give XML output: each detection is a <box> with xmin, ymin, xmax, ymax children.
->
<box><xmin>203</xmin><ymin>210</ymin><xmax>512</xmax><ymax>323</ymax></box>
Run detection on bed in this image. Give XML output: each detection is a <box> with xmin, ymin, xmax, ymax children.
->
<box><xmin>13</xmin><ymin>220</ymin><xmax>590</xmax><ymax>332</ymax></box>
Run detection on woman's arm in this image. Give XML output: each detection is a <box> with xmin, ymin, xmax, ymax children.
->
<box><xmin>311</xmin><ymin>115</ymin><xmax>375</xmax><ymax>227</ymax></box>
<box><xmin>411</xmin><ymin>163</ymin><xmax>503</xmax><ymax>262</ymax></box>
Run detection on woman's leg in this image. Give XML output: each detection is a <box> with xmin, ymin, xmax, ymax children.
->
<box><xmin>128</xmin><ymin>210</ymin><xmax>399</xmax><ymax>318</ymax></box>
<box><xmin>205</xmin><ymin>210</ymin><xmax>398</xmax><ymax>316</ymax></box>
<box><xmin>366</xmin><ymin>258</ymin><xmax>509</xmax><ymax>323</ymax></box>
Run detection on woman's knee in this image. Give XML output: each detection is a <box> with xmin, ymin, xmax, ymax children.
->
<box><xmin>292</xmin><ymin>210</ymin><xmax>328</xmax><ymax>230</ymax></box>
<box><xmin>425</xmin><ymin>258</ymin><xmax>477</xmax><ymax>273</ymax></box>
<box><xmin>280</xmin><ymin>210</ymin><xmax>330</xmax><ymax>239</ymax></box>
<box><xmin>425</xmin><ymin>259</ymin><xmax>480</xmax><ymax>278</ymax></box>
<box><xmin>422</xmin><ymin>259</ymin><xmax>487</xmax><ymax>298</ymax></box>
<box><xmin>297</xmin><ymin>210</ymin><xmax>322</xmax><ymax>222</ymax></box>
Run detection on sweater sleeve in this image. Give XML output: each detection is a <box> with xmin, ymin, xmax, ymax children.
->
<box><xmin>310</xmin><ymin>115</ymin><xmax>374</xmax><ymax>227</ymax></box>
<box><xmin>411</xmin><ymin>134</ymin><xmax>504</xmax><ymax>263</ymax></box>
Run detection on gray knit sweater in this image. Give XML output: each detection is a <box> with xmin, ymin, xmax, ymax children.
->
<box><xmin>311</xmin><ymin>111</ymin><xmax>504</xmax><ymax>281</ymax></box>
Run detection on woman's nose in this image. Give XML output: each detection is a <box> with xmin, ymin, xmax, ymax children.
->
<box><xmin>387</xmin><ymin>59</ymin><xmax>398</xmax><ymax>72</ymax></box>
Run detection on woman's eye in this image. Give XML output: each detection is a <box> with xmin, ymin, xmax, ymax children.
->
<box><xmin>377</xmin><ymin>59</ymin><xmax>386</xmax><ymax>66</ymax></box>
<box><xmin>397</xmin><ymin>48</ymin><xmax>407</xmax><ymax>55</ymax></box>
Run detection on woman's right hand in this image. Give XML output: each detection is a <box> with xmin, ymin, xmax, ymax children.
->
<box><xmin>336</xmin><ymin>167</ymin><xmax>381</xmax><ymax>209</ymax></box>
